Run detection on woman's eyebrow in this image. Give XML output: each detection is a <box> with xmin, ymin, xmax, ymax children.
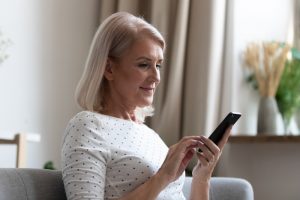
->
<box><xmin>136</xmin><ymin>56</ymin><xmax>164</xmax><ymax>62</ymax></box>
<box><xmin>136</xmin><ymin>56</ymin><xmax>151</xmax><ymax>61</ymax></box>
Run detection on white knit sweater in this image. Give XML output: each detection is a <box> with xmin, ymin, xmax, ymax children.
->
<box><xmin>61</xmin><ymin>111</ymin><xmax>185</xmax><ymax>200</ymax></box>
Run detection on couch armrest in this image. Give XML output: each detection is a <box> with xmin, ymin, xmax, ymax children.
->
<box><xmin>183</xmin><ymin>176</ymin><xmax>254</xmax><ymax>200</ymax></box>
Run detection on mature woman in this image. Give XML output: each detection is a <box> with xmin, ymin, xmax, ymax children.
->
<box><xmin>61</xmin><ymin>12</ymin><xmax>231</xmax><ymax>200</ymax></box>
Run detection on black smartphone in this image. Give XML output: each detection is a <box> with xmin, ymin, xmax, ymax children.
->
<box><xmin>198</xmin><ymin>112</ymin><xmax>241</xmax><ymax>152</ymax></box>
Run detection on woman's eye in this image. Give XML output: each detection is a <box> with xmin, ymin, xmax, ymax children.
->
<box><xmin>138</xmin><ymin>63</ymin><xmax>150</xmax><ymax>68</ymax></box>
<box><xmin>137</xmin><ymin>63</ymin><xmax>162</xmax><ymax>70</ymax></box>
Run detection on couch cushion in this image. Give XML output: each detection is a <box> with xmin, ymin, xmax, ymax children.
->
<box><xmin>0</xmin><ymin>169</ymin><xmax>27</xmax><ymax>200</ymax></box>
<box><xmin>0</xmin><ymin>168</ymin><xmax>67</xmax><ymax>200</ymax></box>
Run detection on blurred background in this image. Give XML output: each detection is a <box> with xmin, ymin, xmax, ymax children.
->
<box><xmin>0</xmin><ymin>0</ymin><xmax>299</xmax><ymax>199</ymax></box>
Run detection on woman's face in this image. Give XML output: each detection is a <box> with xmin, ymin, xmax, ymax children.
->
<box><xmin>105</xmin><ymin>37</ymin><xmax>163</xmax><ymax>109</ymax></box>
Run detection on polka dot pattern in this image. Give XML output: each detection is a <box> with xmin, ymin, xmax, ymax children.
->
<box><xmin>61</xmin><ymin>111</ymin><xmax>186</xmax><ymax>200</ymax></box>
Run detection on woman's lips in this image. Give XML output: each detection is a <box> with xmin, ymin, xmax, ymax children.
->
<box><xmin>140</xmin><ymin>87</ymin><xmax>154</xmax><ymax>90</ymax></box>
<box><xmin>140</xmin><ymin>87</ymin><xmax>154</xmax><ymax>94</ymax></box>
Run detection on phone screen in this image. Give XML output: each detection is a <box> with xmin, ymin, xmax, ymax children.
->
<box><xmin>209</xmin><ymin>112</ymin><xmax>241</xmax><ymax>145</ymax></box>
<box><xmin>198</xmin><ymin>112</ymin><xmax>241</xmax><ymax>152</ymax></box>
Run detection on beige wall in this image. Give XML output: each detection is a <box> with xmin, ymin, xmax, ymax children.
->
<box><xmin>0</xmin><ymin>0</ymin><xmax>99</xmax><ymax>168</ymax></box>
<box><xmin>218</xmin><ymin>143</ymin><xmax>300</xmax><ymax>200</ymax></box>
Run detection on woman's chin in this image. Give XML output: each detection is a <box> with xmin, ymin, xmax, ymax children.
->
<box><xmin>137</xmin><ymin>98</ymin><xmax>153</xmax><ymax>108</ymax></box>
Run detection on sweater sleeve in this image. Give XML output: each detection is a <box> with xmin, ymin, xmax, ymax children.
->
<box><xmin>61</xmin><ymin>112</ymin><xmax>110</xmax><ymax>200</ymax></box>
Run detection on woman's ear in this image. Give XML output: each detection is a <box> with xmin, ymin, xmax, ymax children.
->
<box><xmin>104</xmin><ymin>58</ymin><xmax>114</xmax><ymax>81</ymax></box>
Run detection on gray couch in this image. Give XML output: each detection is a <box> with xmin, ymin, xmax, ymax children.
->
<box><xmin>0</xmin><ymin>168</ymin><xmax>253</xmax><ymax>200</ymax></box>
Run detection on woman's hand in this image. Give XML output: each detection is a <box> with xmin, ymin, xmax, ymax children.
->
<box><xmin>156</xmin><ymin>136</ymin><xmax>203</xmax><ymax>185</ymax></box>
<box><xmin>192</xmin><ymin>126</ymin><xmax>232</xmax><ymax>182</ymax></box>
<box><xmin>119</xmin><ymin>136</ymin><xmax>203</xmax><ymax>200</ymax></box>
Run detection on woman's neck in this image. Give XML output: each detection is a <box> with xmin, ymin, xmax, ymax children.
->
<box><xmin>101</xmin><ymin>97</ymin><xmax>137</xmax><ymax>122</ymax></box>
<box><xmin>101</xmin><ymin>108</ymin><xmax>137</xmax><ymax>122</ymax></box>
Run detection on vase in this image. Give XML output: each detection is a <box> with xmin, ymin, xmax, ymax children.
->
<box><xmin>296</xmin><ymin>109</ymin><xmax>300</xmax><ymax>123</ymax></box>
<box><xmin>284</xmin><ymin>115</ymin><xmax>300</xmax><ymax>135</ymax></box>
<box><xmin>257</xmin><ymin>97</ymin><xmax>284</xmax><ymax>135</ymax></box>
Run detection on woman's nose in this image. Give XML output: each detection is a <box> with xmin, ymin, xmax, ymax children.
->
<box><xmin>150</xmin><ymin>65</ymin><xmax>160</xmax><ymax>83</ymax></box>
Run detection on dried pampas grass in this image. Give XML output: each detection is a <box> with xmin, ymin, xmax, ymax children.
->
<box><xmin>244</xmin><ymin>42</ymin><xmax>290</xmax><ymax>97</ymax></box>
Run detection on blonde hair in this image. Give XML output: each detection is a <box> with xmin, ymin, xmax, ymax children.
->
<box><xmin>75</xmin><ymin>12</ymin><xmax>165</xmax><ymax>122</ymax></box>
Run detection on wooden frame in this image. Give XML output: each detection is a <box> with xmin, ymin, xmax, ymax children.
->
<box><xmin>229</xmin><ymin>135</ymin><xmax>300</xmax><ymax>143</ymax></box>
<box><xmin>0</xmin><ymin>133</ymin><xmax>26</xmax><ymax>168</ymax></box>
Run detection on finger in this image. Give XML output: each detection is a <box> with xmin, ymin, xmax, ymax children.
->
<box><xmin>181</xmin><ymin>149</ymin><xmax>195</xmax><ymax>167</ymax></box>
<box><xmin>200</xmin><ymin>136</ymin><xmax>220</xmax><ymax>156</ymax></box>
<box><xmin>178</xmin><ymin>138</ymin><xmax>203</xmax><ymax>153</ymax></box>
<box><xmin>176</xmin><ymin>149</ymin><xmax>196</xmax><ymax>177</ymax></box>
<box><xmin>196</xmin><ymin>152</ymin><xmax>210</xmax><ymax>167</ymax></box>
<box><xmin>218</xmin><ymin>126</ymin><xmax>232</xmax><ymax>150</ymax></box>
<box><xmin>197</xmin><ymin>141</ymin><xmax>214</xmax><ymax>161</ymax></box>
<box><xmin>179</xmin><ymin>136</ymin><xmax>202</xmax><ymax>144</ymax></box>
<box><xmin>167</xmin><ymin>139</ymin><xmax>201</xmax><ymax>163</ymax></box>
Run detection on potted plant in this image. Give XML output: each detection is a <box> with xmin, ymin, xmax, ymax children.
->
<box><xmin>43</xmin><ymin>161</ymin><xmax>56</xmax><ymax>170</ymax></box>
<box><xmin>276</xmin><ymin>47</ymin><xmax>300</xmax><ymax>133</ymax></box>
<box><xmin>244</xmin><ymin>41</ymin><xmax>290</xmax><ymax>135</ymax></box>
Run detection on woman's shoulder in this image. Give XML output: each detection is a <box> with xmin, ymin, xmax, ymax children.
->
<box><xmin>67</xmin><ymin>110</ymin><xmax>132</xmax><ymax>129</ymax></box>
<box><xmin>63</xmin><ymin>111</ymin><xmax>109</xmax><ymax>145</ymax></box>
<box><xmin>67</xmin><ymin>111</ymin><xmax>157</xmax><ymax>134</ymax></box>
<box><xmin>72</xmin><ymin>110</ymin><xmax>97</xmax><ymax>120</ymax></box>
<box><xmin>68</xmin><ymin>110</ymin><xmax>105</xmax><ymax>124</ymax></box>
<box><xmin>64</xmin><ymin>111</ymin><xmax>105</xmax><ymax>135</ymax></box>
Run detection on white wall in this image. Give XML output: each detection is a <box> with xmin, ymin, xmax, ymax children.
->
<box><xmin>218</xmin><ymin>0</ymin><xmax>300</xmax><ymax>200</ymax></box>
<box><xmin>231</xmin><ymin>0</ymin><xmax>294</xmax><ymax>134</ymax></box>
<box><xmin>0</xmin><ymin>0</ymin><xmax>99</xmax><ymax>168</ymax></box>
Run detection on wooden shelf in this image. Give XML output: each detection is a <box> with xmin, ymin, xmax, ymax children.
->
<box><xmin>229</xmin><ymin>135</ymin><xmax>300</xmax><ymax>143</ymax></box>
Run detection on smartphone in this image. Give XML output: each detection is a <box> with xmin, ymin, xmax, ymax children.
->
<box><xmin>198</xmin><ymin>112</ymin><xmax>241</xmax><ymax>152</ymax></box>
